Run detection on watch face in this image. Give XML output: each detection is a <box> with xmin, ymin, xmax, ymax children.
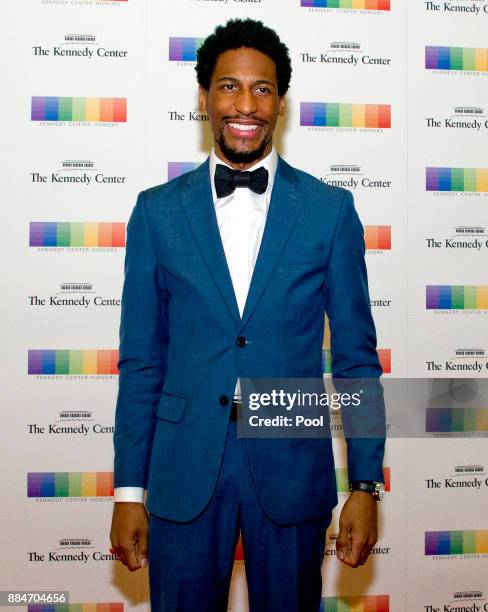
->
<box><xmin>374</xmin><ymin>482</ymin><xmax>385</xmax><ymax>500</ymax></box>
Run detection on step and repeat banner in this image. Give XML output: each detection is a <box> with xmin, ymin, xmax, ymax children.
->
<box><xmin>2</xmin><ymin>1</ymin><xmax>487</xmax><ymax>611</ymax></box>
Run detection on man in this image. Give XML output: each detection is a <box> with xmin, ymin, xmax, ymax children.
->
<box><xmin>110</xmin><ymin>18</ymin><xmax>385</xmax><ymax>612</ymax></box>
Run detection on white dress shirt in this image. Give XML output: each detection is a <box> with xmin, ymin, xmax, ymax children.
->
<box><xmin>114</xmin><ymin>147</ymin><xmax>278</xmax><ymax>503</ymax></box>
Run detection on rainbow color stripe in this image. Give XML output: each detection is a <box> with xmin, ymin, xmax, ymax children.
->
<box><xmin>321</xmin><ymin>596</ymin><xmax>390</xmax><ymax>611</ymax></box>
<box><xmin>31</xmin><ymin>97</ymin><xmax>127</xmax><ymax>122</ymax></box>
<box><xmin>336</xmin><ymin>468</ymin><xmax>391</xmax><ymax>493</ymax></box>
<box><xmin>168</xmin><ymin>162</ymin><xmax>200</xmax><ymax>181</ymax></box>
<box><xmin>426</xmin><ymin>408</ymin><xmax>488</xmax><ymax>433</ymax></box>
<box><xmin>323</xmin><ymin>348</ymin><xmax>391</xmax><ymax>374</ymax></box>
<box><xmin>425</xmin><ymin>530</ymin><xmax>488</xmax><ymax>555</ymax></box>
<box><xmin>377</xmin><ymin>349</ymin><xmax>391</xmax><ymax>374</ymax></box>
<box><xmin>322</xmin><ymin>348</ymin><xmax>332</xmax><ymax>373</ymax></box>
<box><xmin>426</xmin><ymin>285</ymin><xmax>488</xmax><ymax>310</ymax></box>
<box><xmin>302</xmin><ymin>0</ymin><xmax>390</xmax><ymax>9</ymax></box>
<box><xmin>169</xmin><ymin>38</ymin><xmax>205</xmax><ymax>61</ymax></box>
<box><xmin>234</xmin><ymin>537</ymin><xmax>244</xmax><ymax>561</ymax></box>
<box><xmin>301</xmin><ymin>103</ymin><xmax>391</xmax><ymax>128</ymax></box>
<box><xmin>28</xmin><ymin>350</ymin><xmax>119</xmax><ymax>375</ymax></box>
<box><xmin>426</xmin><ymin>46</ymin><xmax>488</xmax><ymax>72</ymax></box>
<box><xmin>29</xmin><ymin>605</ymin><xmax>123</xmax><ymax>612</ymax></box>
<box><xmin>27</xmin><ymin>472</ymin><xmax>114</xmax><ymax>497</ymax></box>
<box><xmin>365</xmin><ymin>225</ymin><xmax>391</xmax><ymax>250</ymax></box>
<box><xmin>30</xmin><ymin>222</ymin><xmax>125</xmax><ymax>247</ymax></box>
<box><xmin>426</xmin><ymin>167</ymin><xmax>488</xmax><ymax>192</ymax></box>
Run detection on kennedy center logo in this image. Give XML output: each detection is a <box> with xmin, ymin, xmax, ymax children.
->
<box><xmin>425</xmin><ymin>106</ymin><xmax>488</xmax><ymax>132</ymax></box>
<box><xmin>40</xmin><ymin>0</ymin><xmax>128</xmax><ymax>6</ymax></box>
<box><xmin>424</xmin><ymin>226</ymin><xmax>488</xmax><ymax>251</ymax></box>
<box><xmin>26</xmin><ymin>407</ymin><xmax>114</xmax><ymax>437</ymax></box>
<box><xmin>32</xmin><ymin>34</ymin><xmax>128</xmax><ymax>60</ymax></box>
<box><xmin>425</xmin><ymin>530</ymin><xmax>488</xmax><ymax>557</ymax></box>
<box><xmin>321</xmin><ymin>164</ymin><xmax>392</xmax><ymax>191</ymax></box>
<box><xmin>425</xmin><ymin>1</ymin><xmax>488</xmax><ymax>13</ymax></box>
<box><xmin>426</xmin><ymin>167</ymin><xmax>488</xmax><ymax>194</ymax></box>
<box><xmin>30</xmin><ymin>159</ymin><xmax>127</xmax><ymax>186</ymax></box>
<box><xmin>301</xmin><ymin>103</ymin><xmax>391</xmax><ymax>132</ymax></box>
<box><xmin>28</xmin><ymin>350</ymin><xmax>119</xmax><ymax>377</ymax></box>
<box><xmin>169</xmin><ymin>37</ymin><xmax>204</xmax><ymax>63</ymax></box>
<box><xmin>301</xmin><ymin>0</ymin><xmax>390</xmax><ymax>12</ymax></box>
<box><xmin>426</xmin><ymin>285</ymin><xmax>488</xmax><ymax>312</ymax></box>
<box><xmin>426</xmin><ymin>46</ymin><xmax>488</xmax><ymax>75</ymax></box>
<box><xmin>31</xmin><ymin>97</ymin><xmax>127</xmax><ymax>125</ymax></box>
<box><xmin>425</xmin><ymin>347</ymin><xmax>488</xmax><ymax>374</ymax></box>
<box><xmin>29</xmin><ymin>222</ymin><xmax>125</xmax><ymax>252</ymax></box>
<box><xmin>426</xmin><ymin>408</ymin><xmax>488</xmax><ymax>435</ymax></box>
<box><xmin>423</xmin><ymin>592</ymin><xmax>487</xmax><ymax>612</ymax></box>
<box><xmin>26</xmin><ymin>537</ymin><xmax>120</xmax><ymax>564</ymax></box>
<box><xmin>365</xmin><ymin>225</ymin><xmax>391</xmax><ymax>252</ymax></box>
<box><xmin>28</xmin><ymin>282</ymin><xmax>121</xmax><ymax>310</ymax></box>
<box><xmin>27</xmin><ymin>472</ymin><xmax>114</xmax><ymax>498</ymax></box>
<box><xmin>300</xmin><ymin>42</ymin><xmax>392</xmax><ymax>68</ymax></box>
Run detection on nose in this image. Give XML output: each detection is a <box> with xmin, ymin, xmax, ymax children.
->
<box><xmin>234</xmin><ymin>87</ymin><xmax>258</xmax><ymax>116</ymax></box>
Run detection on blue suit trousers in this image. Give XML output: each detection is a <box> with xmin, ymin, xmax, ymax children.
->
<box><xmin>148</xmin><ymin>419</ymin><xmax>332</xmax><ymax>612</ymax></box>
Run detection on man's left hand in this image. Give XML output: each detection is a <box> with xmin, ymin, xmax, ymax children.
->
<box><xmin>336</xmin><ymin>491</ymin><xmax>378</xmax><ymax>567</ymax></box>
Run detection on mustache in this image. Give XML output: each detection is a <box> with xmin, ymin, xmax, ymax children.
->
<box><xmin>222</xmin><ymin>115</ymin><xmax>269</xmax><ymax>126</ymax></box>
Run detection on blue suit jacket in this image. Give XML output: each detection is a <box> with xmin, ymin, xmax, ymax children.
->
<box><xmin>113</xmin><ymin>156</ymin><xmax>385</xmax><ymax>525</ymax></box>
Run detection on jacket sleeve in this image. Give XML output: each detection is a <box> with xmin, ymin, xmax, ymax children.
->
<box><xmin>113</xmin><ymin>191</ymin><xmax>169</xmax><ymax>489</ymax></box>
<box><xmin>324</xmin><ymin>189</ymin><xmax>386</xmax><ymax>484</ymax></box>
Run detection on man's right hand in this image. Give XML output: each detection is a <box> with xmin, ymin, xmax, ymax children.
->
<box><xmin>110</xmin><ymin>502</ymin><xmax>149</xmax><ymax>571</ymax></box>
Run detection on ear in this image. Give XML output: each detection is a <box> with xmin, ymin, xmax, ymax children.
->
<box><xmin>198</xmin><ymin>86</ymin><xmax>208</xmax><ymax>113</ymax></box>
<box><xmin>278</xmin><ymin>95</ymin><xmax>286</xmax><ymax>117</ymax></box>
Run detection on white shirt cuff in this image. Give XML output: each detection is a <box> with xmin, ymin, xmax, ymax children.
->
<box><xmin>113</xmin><ymin>487</ymin><xmax>146</xmax><ymax>503</ymax></box>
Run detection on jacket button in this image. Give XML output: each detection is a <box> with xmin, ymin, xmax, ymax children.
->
<box><xmin>219</xmin><ymin>395</ymin><xmax>229</xmax><ymax>406</ymax></box>
<box><xmin>236</xmin><ymin>336</ymin><xmax>246</xmax><ymax>348</ymax></box>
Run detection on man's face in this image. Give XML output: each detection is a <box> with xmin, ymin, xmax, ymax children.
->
<box><xmin>199</xmin><ymin>47</ymin><xmax>285</xmax><ymax>169</ymax></box>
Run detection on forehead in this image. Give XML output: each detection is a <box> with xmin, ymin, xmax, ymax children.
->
<box><xmin>211</xmin><ymin>47</ymin><xmax>278</xmax><ymax>83</ymax></box>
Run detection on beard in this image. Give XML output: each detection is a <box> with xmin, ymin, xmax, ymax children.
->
<box><xmin>217</xmin><ymin>132</ymin><xmax>272</xmax><ymax>165</ymax></box>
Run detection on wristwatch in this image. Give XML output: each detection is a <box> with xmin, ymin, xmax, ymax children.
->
<box><xmin>349</xmin><ymin>481</ymin><xmax>385</xmax><ymax>501</ymax></box>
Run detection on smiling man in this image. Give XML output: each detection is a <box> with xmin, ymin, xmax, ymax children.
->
<box><xmin>110</xmin><ymin>18</ymin><xmax>385</xmax><ymax>612</ymax></box>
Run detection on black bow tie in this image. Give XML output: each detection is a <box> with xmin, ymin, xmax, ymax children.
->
<box><xmin>214</xmin><ymin>164</ymin><xmax>269</xmax><ymax>199</ymax></box>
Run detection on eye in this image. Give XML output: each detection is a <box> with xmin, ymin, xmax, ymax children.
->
<box><xmin>222</xmin><ymin>83</ymin><xmax>237</xmax><ymax>91</ymax></box>
<box><xmin>256</xmin><ymin>87</ymin><xmax>271</xmax><ymax>94</ymax></box>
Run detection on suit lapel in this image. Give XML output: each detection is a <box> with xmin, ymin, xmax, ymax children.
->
<box><xmin>240</xmin><ymin>156</ymin><xmax>303</xmax><ymax>327</ymax></box>
<box><xmin>179</xmin><ymin>156</ymin><xmax>304</xmax><ymax>329</ymax></box>
<box><xmin>179</xmin><ymin>159</ymin><xmax>242</xmax><ymax>326</ymax></box>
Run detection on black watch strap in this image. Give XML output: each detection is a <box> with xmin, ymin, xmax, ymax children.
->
<box><xmin>350</xmin><ymin>481</ymin><xmax>384</xmax><ymax>500</ymax></box>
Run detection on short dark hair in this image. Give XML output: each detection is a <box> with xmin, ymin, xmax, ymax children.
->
<box><xmin>195</xmin><ymin>19</ymin><xmax>292</xmax><ymax>97</ymax></box>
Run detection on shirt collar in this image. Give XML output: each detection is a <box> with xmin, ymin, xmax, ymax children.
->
<box><xmin>209</xmin><ymin>146</ymin><xmax>278</xmax><ymax>202</ymax></box>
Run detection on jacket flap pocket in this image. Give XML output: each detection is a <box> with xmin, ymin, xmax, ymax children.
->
<box><xmin>156</xmin><ymin>392</ymin><xmax>187</xmax><ymax>422</ymax></box>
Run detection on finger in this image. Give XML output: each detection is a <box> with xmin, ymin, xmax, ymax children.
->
<box><xmin>111</xmin><ymin>545</ymin><xmax>128</xmax><ymax>567</ymax></box>
<box><xmin>344</xmin><ymin>531</ymin><xmax>366</xmax><ymax>567</ymax></box>
<box><xmin>136</xmin><ymin>529</ymin><xmax>149</xmax><ymax>568</ymax></box>
<box><xmin>109</xmin><ymin>546</ymin><xmax>125</xmax><ymax>563</ymax></box>
<box><xmin>119</xmin><ymin>541</ymin><xmax>141</xmax><ymax>572</ymax></box>
<box><xmin>358</xmin><ymin>535</ymin><xmax>377</xmax><ymax>565</ymax></box>
<box><xmin>335</xmin><ymin>525</ymin><xmax>352</xmax><ymax>562</ymax></box>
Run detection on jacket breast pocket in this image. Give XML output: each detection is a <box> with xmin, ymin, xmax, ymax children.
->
<box><xmin>276</xmin><ymin>246</ymin><xmax>327</xmax><ymax>266</ymax></box>
<box><xmin>156</xmin><ymin>392</ymin><xmax>187</xmax><ymax>423</ymax></box>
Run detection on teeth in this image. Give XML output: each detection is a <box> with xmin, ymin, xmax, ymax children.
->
<box><xmin>228</xmin><ymin>123</ymin><xmax>259</xmax><ymax>131</ymax></box>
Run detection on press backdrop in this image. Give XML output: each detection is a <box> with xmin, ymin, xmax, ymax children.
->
<box><xmin>2</xmin><ymin>1</ymin><xmax>488</xmax><ymax>611</ymax></box>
